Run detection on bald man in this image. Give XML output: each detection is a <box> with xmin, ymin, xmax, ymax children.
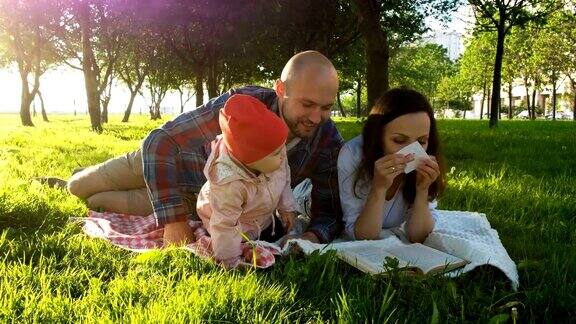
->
<box><xmin>68</xmin><ymin>50</ymin><xmax>344</xmax><ymax>245</ymax></box>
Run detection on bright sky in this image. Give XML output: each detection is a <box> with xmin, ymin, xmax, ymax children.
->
<box><xmin>425</xmin><ymin>4</ymin><xmax>474</xmax><ymax>36</ymax></box>
<box><xmin>0</xmin><ymin>65</ymin><xmax>201</xmax><ymax>114</ymax></box>
<box><xmin>0</xmin><ymin>4</ymin><xmax>472</xmax><ymax>114</ymax></box>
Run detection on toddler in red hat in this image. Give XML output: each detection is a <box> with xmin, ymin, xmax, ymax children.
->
<box><xmin>196</xmin><ymin>94</ymin><xmax>298</xmax><ymax>268</ymax></box>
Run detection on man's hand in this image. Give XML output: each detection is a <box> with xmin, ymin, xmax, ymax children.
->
<box><xmin>279</xmin><ymin>231</ymin><xmax>320</xmax><ymax>247</ymax></box>
<box><xmin>163</xmin><ymin>221</ymin><xmax>195</xmax><ymax>246</ymax></box>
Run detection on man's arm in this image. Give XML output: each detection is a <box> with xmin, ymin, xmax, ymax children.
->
<box><xmin>142</xmin><ymin>92</ymin><xmax>232</xmax><ymax>227</ymax></box>
<box><xmin>305</xmin><ymin>122</ymin><xmax>344</xmax><ymax>243</ymax></box>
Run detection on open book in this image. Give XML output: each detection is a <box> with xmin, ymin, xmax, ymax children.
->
<box><xmin>336</xmin><ymin>243</ymin><xmax>468</xmax><ymax>275</ymax></box>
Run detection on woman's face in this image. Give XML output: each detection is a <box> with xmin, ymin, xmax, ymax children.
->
<box><xmin>382</xmin><ymin>112</ymin><xmax>431</xmax><ymax>155</ymax></box>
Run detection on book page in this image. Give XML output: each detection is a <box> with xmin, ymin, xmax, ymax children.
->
<box><xmin>386</xmin><ymin>243</ymin><xmax>467</xmax><ymax>274</ymax></box>
<box><xmin>336</xmin><ymin>245</ymin><xmax>412</xmax><ymax>274</ymax></box>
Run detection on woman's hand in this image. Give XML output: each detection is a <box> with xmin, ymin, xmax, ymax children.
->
<box><xmin>372</xmin><ymin>153</ymin><xmax>413</xmax><ymax>194</ymax></box>
<box><xmin>415</xmin><ymin>155</ymin><xmax>440</xmax><ymax>192</ymax></box>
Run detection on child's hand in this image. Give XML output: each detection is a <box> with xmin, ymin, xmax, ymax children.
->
<box><xmin>277</xmin><ymin>210</ymin><xmax>296</xmax><ymax>232</ymax></box>
<box><xmin>242</xmin><ymin>244</ymin><xmax>274</xmax><ymax>267</ymax></box>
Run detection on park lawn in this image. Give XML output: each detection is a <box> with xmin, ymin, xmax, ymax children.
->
<box><xmin>0</xmin><ymin>113</ymin><xmax>575</xmax><ymax>322</ymax></box>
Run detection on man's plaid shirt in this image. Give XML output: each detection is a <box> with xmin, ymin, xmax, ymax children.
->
<box><xmin>142</xmin><ymin>86</ymin><xmax>344</xmax><ymax>242</ymax></box>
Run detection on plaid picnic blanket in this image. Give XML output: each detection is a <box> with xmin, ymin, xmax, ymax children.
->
<box><xmin>79</xmin><ymin>211</ymin><xmax>519</xmax><ymax>289</ymax></box>
<box><xmin>81</xmin><ymin>210</ymin><xmax>280</xmax><ymax>268</ymax></box>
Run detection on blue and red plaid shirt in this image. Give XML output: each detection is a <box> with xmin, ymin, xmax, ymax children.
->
<box><xmin>142</xmin><ymin>86</ymin><xmax>344</xmax><ymax>243</ymax></box>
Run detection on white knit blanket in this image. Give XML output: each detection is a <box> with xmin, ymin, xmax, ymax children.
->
<box><xmin>281</xmin><ymin>210</ymin><xmax>519</xmax><ymax>290</ymax></box>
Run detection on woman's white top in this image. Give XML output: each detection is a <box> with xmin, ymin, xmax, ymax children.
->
<box><xmin>337</xmin><ymin>135</ymin><xmax>439</xmax><ymax>240</ymax></box>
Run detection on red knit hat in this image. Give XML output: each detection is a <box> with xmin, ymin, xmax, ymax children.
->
<box><xmin>219</xmin><ymin>94</ymin><xmax>288</xmax><ymax>164</ymax></box>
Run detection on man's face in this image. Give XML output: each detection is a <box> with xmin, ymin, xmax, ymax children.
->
<box><xmin>277</xmin><ymin>70</ymin><xmax>338</xmax><ymax>139</ymax></box>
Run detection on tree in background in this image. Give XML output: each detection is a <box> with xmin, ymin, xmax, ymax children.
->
<box><xmin>144</xmin><ymin>49</ymin><xmax>175</xmax><ymax>120</ymax></box>
<box><xmin>333</xmin><ymin>40</ymin><xmax>366</xmax><ymax>117</ymax></box>
<box><xmin>0</xmin><ymin>0</ymin><xmax>59</xmax><ymax>126</ymax></box>
<box><xmin>116</xmin><ymin>18</ymin><xmax>155</xmax><ymax>123</ymax></box>
<box><xmin>0</xmin><ymin>34</ymin><xmax>9</xmax><ymax>68</ymax></box>
<box><xmin>136</xmin><ymin>0</ymin><xmax>266</xmax><ymax>107</ymax></box>
<box><xmin>532</xmin><ymin>11</ymin><xmax>568</xmax><ymax>120</ymax></box>
<box><xmin>468</xmin><ymin>0</ymin><xmax>558</xmax><ymax>127</ymax></box>
<box><xmin>502</xmin><ymin>33</ymin><xmax>518</xmax><ymax>119</ymax></box>
<box><xmin>551</xmin><ymin>6</ymin><xmax>576</xmax><ymax>120</ymax></box>
<box><xmin>52</xmin><ymin>0</ymin><xmax>127</xmax><ymax>131</ymax></box>
<box><xmin>354</xmin><ymin>0</ymin><xmax>459</xmax><ymax>108</ymax></box>
<box><xmin>389</xmin><ymin>43</ymin><xmax>455</xmax><ymax>107</ymax></box>
<box><xmin>436</xmin><ymin>62</ymin><xmax>474</xmax><ymax>119</ymax></box>
<box><xmin>506</xmin><ymin>25</ymin><xmax>539</xmax><ymax>119</ymax></box>
<box><xmin>8</xmin><ymin>0</ymin><xmax>574</xmax><ymax>128</ymax></box>
<box><xmin>457</xmin><ymin>33</ymin><xmax>495</xmax><ymax>119</ymax></box>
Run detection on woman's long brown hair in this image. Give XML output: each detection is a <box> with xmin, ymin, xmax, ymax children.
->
<box><xmin>353</xmin><ymin>87</ymin><xmax>446</xmax><ymax>204</ymax></box>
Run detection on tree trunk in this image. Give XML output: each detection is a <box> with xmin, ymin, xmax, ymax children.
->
<box><xmin>207</xmin><ymin>64</ymin><xmax>219</xmax><ymax>99</ymax></box>
<box><xmin>149</xmin><ymin>87</ymin><xmax>166</xmax><ymax>120</ymax></box>
<box><xmin>100</xmin><ymin>77</ymin><xmax>113</xmax><ymax>123</ymax></box>
<box><xmin>19</xmin><ymin>93</ymin><xmax>34</xmax><ymax>126</ymax></box>
<box><xmin>153</xmin><ymin>102</ymin><xmax>162</xmax><ymax>120</ymax></box>
<box><xmin>194</xmin><ymin>67</ymin><xmax>204</xmax><ymax>107</ymax></box>
<box><xmin>19</xmin><ymin>71</ymin><xmax>34</xmax><ymax>126</ymax></box>
<box><xmin>37</xmin><ymin>90</ymin><xmax>48</xmax><ymax>122</ymax></box>
<box><xmin>551</xmin><ymin>75</ymin><xmax>557</xmax><ymax>121</ymax></box>
<box><xmin>489</xmin><ymin>26</ymin><xmax>506</xmax><ymax>128</ymax></box>
<box><xmin>122</xmin><ymin>76</ymin><xmax>145</xmax><ymax>123</ymax></box>
<box><xmin>480</xmin><ymin>77</ymin><xmax>487</xmax><ymax>120</ymax></box>
<box><xmin>355</xmin><ymin>0</ymin><xmax>389</xmax><ymax>109</ymax></box>
<box><xmin>531</xmin><ymin>89</ymin><xmax>537</xmax><ymax>120</ymax></box>
<box><xmin>524</xmin><ymin>77</ymin><xmax>531</xmax><ymax>119</ymax></box>
<box><xmin>356</xmin><ymin>78</ymin><xmax>362</xmax><ymax>118</ymax></box>
<box><xmin>148</xmin><ymin>105</ymin><xmax>155</xmax><ymax>120</ymax></box>
<box><xmin>337</xmin><ymin>91</ymin><xmax>346</xmax><ymax>117</ymax></box>
<box><xmin>78</xmin><ymin>4</ymin><xmax>102</xmax><ymax>132</ymax></box>
<box><xmin>149</xmin><ymin>101</ymin><xmax>161</xmax><ymax>120</ymax></box>
<box><xmin>571</xmin><ymin>77</ymin><xmax>576</xmax><ymax>121</ymax></box>
<box><xmin>508</xmin><ymin>83</ymin><xmax>513</xmax><ymax>119</ymax></box>
<box><xmin>122</xmin><ymin>91</ymin><xmax>137</xmax><ymax>123</ymax></box>
<box><xmin>487</xmin><ymin>90</ymin><xmax>492</xmax><ymax>117</ymax></box>
<box><xmin>178</xmin><ymin>88</ymin><xmax>185</xmax><ymax>114</ymax></box>
<box><xmin>101</xmin><ymin>97</ymin><xmax>110</xmax><ymax>123</ymax></box>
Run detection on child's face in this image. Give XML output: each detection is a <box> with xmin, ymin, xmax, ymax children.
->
<box><xmin>246</xmin><ymin>144</ymin><xmax>286</xmax><ymax>174</ymax></box>
<box><xmin>382</xmin><ymin>112</ymin><xmax>430</xmax><ymax>155</ymax></box>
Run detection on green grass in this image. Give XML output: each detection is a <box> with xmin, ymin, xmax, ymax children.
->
<box><xmin>1</xmin><ymin>114</ymin><xmax>575</xmax><ymax>322</ymax></box>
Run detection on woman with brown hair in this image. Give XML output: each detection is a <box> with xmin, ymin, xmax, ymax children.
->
<box><xmin>337</xmin><ymin>87</ymin><xmax>446</xmax><ymax>243</ymax></box>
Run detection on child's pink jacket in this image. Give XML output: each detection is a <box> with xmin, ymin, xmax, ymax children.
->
<box><xmin>196</xmin><ymin>136</ymin><xmax>296</xmax><ymax>264</ymax></box>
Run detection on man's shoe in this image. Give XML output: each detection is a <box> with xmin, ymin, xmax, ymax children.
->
<box><xmin>34</xmin><ymin>177</ymin><xmax>68</xmax><ymax>189</ymax></box>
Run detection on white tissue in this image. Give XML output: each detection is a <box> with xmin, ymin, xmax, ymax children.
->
<box><xmin>396</xmin><ymin>141</ymin><xmax>428</xmax><ymax>173</ymax></box>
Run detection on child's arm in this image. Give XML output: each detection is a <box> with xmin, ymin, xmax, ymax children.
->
<box><xmin>208</xmin><ymin>181</ymin><xmax>248</xmax><ymax>267</ymax></box>
<box><xmin>277</xmin><ymin>158</ymin><xmax>297</xmax><ymax>231</ymax></box>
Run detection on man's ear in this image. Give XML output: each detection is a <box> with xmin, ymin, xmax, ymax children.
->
<box><xmin>274</xmin><ymin>79</ymin><xmax>285</xmax><ymax>98</ymax></box>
